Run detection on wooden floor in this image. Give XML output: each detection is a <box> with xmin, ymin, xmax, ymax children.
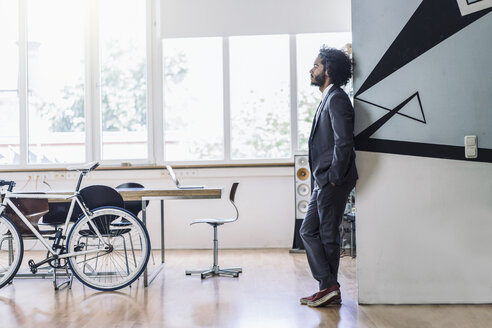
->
<box><xmin>1</xmin><ymin>249</ymin><xmax>492</xmax><ymax>328</ymax></box>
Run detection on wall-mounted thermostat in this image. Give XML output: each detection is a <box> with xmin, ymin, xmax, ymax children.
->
<box><xmin>464</xmin><ymin>135</ymin><xmax>478</xmax><ymax>159</ymax></box>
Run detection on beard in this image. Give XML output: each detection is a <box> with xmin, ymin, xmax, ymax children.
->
<box><xmin>310</xmin><ymin>72</ymin><xmax>326</xmax><ymax>87</ymax></box>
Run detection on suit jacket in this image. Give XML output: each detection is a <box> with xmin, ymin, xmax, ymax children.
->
<box><xmin>308</xmin><ymin>86</ymin><xmax>358</xmax><ymax>188</ymax></box>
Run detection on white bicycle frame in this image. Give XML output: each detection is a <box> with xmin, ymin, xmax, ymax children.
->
<box><xmin>0</xmin><ymin>191</ymin><xmax>109</xmax><ymax>260</ymax></box>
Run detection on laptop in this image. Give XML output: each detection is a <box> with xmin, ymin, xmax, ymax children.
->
<box><xmin>165</xmin><ymin>165</ymin><xmax>205</xmax><ymax>189</ymax></box>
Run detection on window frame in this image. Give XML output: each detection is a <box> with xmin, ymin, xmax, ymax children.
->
<box><xmin>6</xmin><ymin>0</ymin><xmax>350</xmax><ymax>169</ymax></box>
<box><xmin>161</xmin><ymin>34</ymin><xmax>299</xmax><ymax>166</ymax></box>
<box><xmin>5</xmin><ymin>0</ymin><xmax>154</xmax><ymax>169</ymax></box>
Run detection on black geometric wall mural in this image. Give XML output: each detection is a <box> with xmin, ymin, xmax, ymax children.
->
<box><xmin>354</xmin><ymin>0</ymin><xmax>492</xmax><ymax>163</ymax></box>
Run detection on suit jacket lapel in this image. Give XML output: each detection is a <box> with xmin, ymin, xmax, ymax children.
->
<box><xmin>309</xmin><ymin>86</ymin><xmax>337</xmax><ymax>142</ymax></box>
<box><xmin>308</xmin><ymin>101</ymin><xmax>323</xmax><ymax>142</ymax></box>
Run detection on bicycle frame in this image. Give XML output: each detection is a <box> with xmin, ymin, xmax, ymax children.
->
<box><xmin>0</xmin><ymin>191</ymin><xmax>109</xmax><ymax>260</ymax></box>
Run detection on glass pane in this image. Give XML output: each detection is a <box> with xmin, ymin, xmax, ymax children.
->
<box><xmin>230</xmin><ymin>35</ymin><xmax>291</xmax><ymax>159</ymax></box>
<box><xmin>27</xmin><ymin>0</ymin><xmax>85</xmax><ymax>164</ymax></box>
<box><xmin>100</xmin><ymin>0</ymin><xmax>147</xmax><ymax>160</ymax></box>
<box><xmin>0</xmin><ymin>1</ymin><xmax>20</xmax><ymax>164</ymax></box>
<box><xmin>296</xmin><ymin>33</ymin><xmax>352</xmax><ymax>151</ymax></box>
<box><xmin>162</xmin><ymin>37</ymin><xmax>224</xmax><ymax>161</ymax></box>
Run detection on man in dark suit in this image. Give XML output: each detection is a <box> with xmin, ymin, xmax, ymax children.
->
<box><xmin>299</xmin><ymin>46</ymin><xmax>358</xmax><ymax>307</ymax></box>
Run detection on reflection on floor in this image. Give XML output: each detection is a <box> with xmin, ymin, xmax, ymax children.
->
<box><xmin>1</xmin><ymin>249</ymin><xmax>491</xmax><ymax>328</ymax></box>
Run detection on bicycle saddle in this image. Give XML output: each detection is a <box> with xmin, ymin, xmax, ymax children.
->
<box><xmin>67</xmin><ymin>162</ymin><xmax>100</xmax><ymax>173</ymax></box>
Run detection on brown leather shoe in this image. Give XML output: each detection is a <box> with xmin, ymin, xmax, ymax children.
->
<box><xmin>307</xmin><ymin>285</ymin><xmax>341</xmax><ymax>307</ymax></box>
<box><xmin>300</xmin><ymin>293</ymin><xmax>317</xmax><ymax>305</ymax></box>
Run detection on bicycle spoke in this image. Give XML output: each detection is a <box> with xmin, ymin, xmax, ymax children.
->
<box><xmin>66</xmin><ymin>208</ymin><xmax>149</xmax><ymax>290</ymax></box>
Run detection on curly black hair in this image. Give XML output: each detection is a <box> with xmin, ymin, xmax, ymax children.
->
<box><xmin>318</xmin><ymin>46</ymin><xmax>352</xmax><ymax>87</ymax></box>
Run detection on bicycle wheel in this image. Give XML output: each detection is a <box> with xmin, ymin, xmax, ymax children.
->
<box><xmin>0</xmin><ymin>215</ymin><xmax>24</xmax><ymax>288</ymax></box>
<box><xmin>66</xmin><ymin>207</ymin><xmax>150</xmax><ymax>291</ymax></box>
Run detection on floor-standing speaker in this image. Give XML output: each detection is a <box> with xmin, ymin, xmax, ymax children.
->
<box><xmin>291</xmin><ymin>154</ymin><xmax>311</xmax><ymax>252</ymax></box>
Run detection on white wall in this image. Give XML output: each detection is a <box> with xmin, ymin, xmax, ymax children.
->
<box><xmin>160</xmin><ymin>0</ymin><xmax>351</xmax><ymax>38</ymax></box>
<box><xmin>356</xmin><ymin>152</ymin><xmax>492</xmax><ymax>304</ymax></box>
<box><xmin>6</xmin><ymin>166</ymin><xmax>295</xmax><ymax>250</ymax></box>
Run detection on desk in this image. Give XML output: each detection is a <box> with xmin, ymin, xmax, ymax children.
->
<box><xmin>115</xmin><ymin>187</ymin><xmax>223</xmax><ymax>286</ymax></box>
<box><xmin>44</xmin><ymin>187</ymin><xmax>223</xmax><ymax>287</ymax></box>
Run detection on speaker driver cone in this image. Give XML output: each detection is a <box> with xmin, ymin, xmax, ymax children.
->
<box><xmin>296</xmin><ymin>168</ymin><xmax>310</xmax><ymax>181</ymax></box>
<box><xmin>297</xmin><ymin>183</ymin><xmax>310</xmax><ymax>196</ymax></box>
<box><xmin>297</xmin><ymin>200</ymin><xmax>309</xmax><ymax>213</ymax></box>
<box><xmin>297</xmin><ymin>157</ymin><xmax>308</xmax><ymax>166</ymax></box>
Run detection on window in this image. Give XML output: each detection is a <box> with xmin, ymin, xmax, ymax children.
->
<box><xmin>296</xmin><ymin>33</ymin><xmax>352</xmax><ymax>151</ymax></box>
<box><xmin>27</xmin><ymin>0</ymin><xmax>86</xmax><ymax>164</ymax></box>
<box><xmin>5</xmin><ymin>0</ymin><xmax>149</xmax><ymax>167</ymax></box>
<box><xmin>160</xmin><ymin>33</ymin><xmax>352</xmax><ymax>162</ymax></box>
<box><xmin>162</xmin><ymin>34</ymin><xmax>292</xmax><ymax>161</ymax></box>
<box><xmin>229</xmin><ymin>35</ymin><xmax>291</xmax><ymax>159</ymax></box>
<box><xmin>100</xmin><ymin>0</ymin><xmax>147</xmax><ymax>160</ymax></box>
<box><xmin>162</xmin><ymin>37</ymin><xmax>224</xmax><ymax>161</ymax></box>
<box><xmin>0</xmin><ymin>1</ymin><xmax>20</xmax><ymax>164</ymax></box>
<box><xmin>5</xmin><ymin>0</ymin><xmax>351</xmax><ymax>167</ymax></box>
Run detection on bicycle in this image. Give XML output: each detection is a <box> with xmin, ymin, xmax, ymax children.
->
<box><xmin>0</xmin><ymin>162</ymin><xmax>151</xmax><ymax>291</ymax></box>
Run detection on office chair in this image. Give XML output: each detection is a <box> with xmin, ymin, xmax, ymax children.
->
<box><xmin>185</xmin><ymin>182</ymin><xmax>242</xmax><ymax>279</ymax></box>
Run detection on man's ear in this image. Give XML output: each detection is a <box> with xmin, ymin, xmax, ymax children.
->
<box><xmin>324</xmin><ymin>70</ymin><xmax>332</xmax><ymax>85</ymax></box>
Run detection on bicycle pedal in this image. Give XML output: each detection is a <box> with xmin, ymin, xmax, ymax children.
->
<box><xmin>74</xmin><ymin>242</ymin><xmax>86</xmax><ymax>252</ymax></box>
<box><xmin>28</xmin><ymin>259</ymin><xmax>38</xmax><ymax>274</ymax></box>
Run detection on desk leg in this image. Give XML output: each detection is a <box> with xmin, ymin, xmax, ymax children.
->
<box><xmin>161</xmin><ymin>200</ymin><xmax>165</xmax><ymax>263</ymax></box>
<box><xmin>143</xmin><ymin>198</ymin><xmax>165</xmax><ymax>287</ymax></box>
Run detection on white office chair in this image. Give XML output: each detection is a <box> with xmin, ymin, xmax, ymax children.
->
<box><xmin>185</xmin><ymin>182</ymin><xmax>242</xmax><ymax>279</ymax></box>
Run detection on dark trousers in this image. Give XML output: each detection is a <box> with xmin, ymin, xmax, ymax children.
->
<box><xmin>300</xmin><ymin>179</ymin><xmax>356</xmax><ymax>290</ymax></box>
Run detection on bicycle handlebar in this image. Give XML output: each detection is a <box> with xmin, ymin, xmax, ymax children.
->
<box><xmin>0</xmin><ymin>180</ymin><xmax>16</xmax><ymax>192</ymax></box>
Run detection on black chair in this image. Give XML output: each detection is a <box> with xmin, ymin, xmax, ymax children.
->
<box><xmin>115</xmin><ymin>182</ymin><xmax>148</xmax><ymax>218</ymax></box>
<box><xmin>115</xmin><ymin>182</ymin><xmax>154</xmax><ymax>264</ymax></box>
<box><xmin>75</xmin><ymin>185</ymin><xmax>135</xmax><ymax>275</ymax></box>
<box><xmin>78</xmin><ymin>185</ymin><xmax>126</xmax><ymax>234</ymax></box>
<box><xmin>40</xmin><ymin>202</ymin><xmax>80</xmax><ymax>229</ymax></box>
<box><xmin>40</xmin><ymin>184</ymin><xmax>124</xmax><ymax>229</ymax></box>
<box><xmin>81</xmin><ymin>185</ymin><xmax>124</xmax><ymax>209</ymax></box>
<box><xmin>185</xmin><ymin>182</ymin><xmax>242</xmax><ymax>279</ymax></box>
